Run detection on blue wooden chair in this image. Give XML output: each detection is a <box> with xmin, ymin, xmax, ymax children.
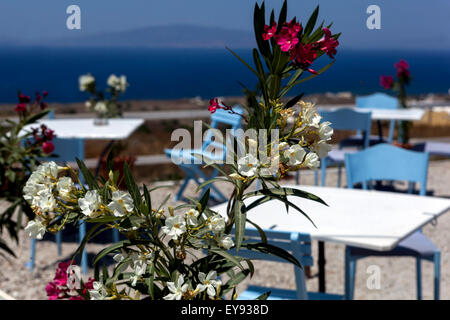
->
<box><xmin>344</xmin><ymin>144</ymin><xmax>440</xmax><ymax>300</ymax></box>
<box><xmin>314</xmin><ymin>109</ymin><xmax>372</xmax><ymax>187</ymax></box>
<box><xmin>165</xmin><ymin>106</ymin><xmax>242</xmax><ymax>202</ymax></box>
<box><xmin>27</xmin><ymin>138</ymin><xmax>91</xmax><ymax>274</ymax></box>
<box><xmin>354</xmin><ymin>92</ymin><xmax>398</xmax><ymax>144</ymax></box>
<box><xmin>233</xmin><ymin>228</ymin><xmax>343</xmax><ymax>300</ymax></box>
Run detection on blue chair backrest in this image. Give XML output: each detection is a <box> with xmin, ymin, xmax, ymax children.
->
<box><xmin>320</xmin><ymin>108</ymin><xmax>372</xmax><ymax>148</ymax></box>
<box><xmin>230</xmin><ymin>228</ymin><xmax>312</xmax><ymax>299</ymax></box>
<box><xmin>345</xmin><ymin>144</ymin><xmax>429</xmax><ymax>195</ymax></box>
<box><xmin>48</xmin><ymin>138</ymin><xmax>85</xmax><ymax>164</ymax></box>
<box><xmin>203</xmin><ymin>105</ymin><xmax>243</xmax><ymax>151</ymax></box>
<box><xmin>356</xmin><ymin>92</ymin><xmax>398</xmax><ymax>110</ymax></box>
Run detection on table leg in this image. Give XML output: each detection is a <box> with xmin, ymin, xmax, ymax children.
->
<box><xmin>376</xmin><ymin>120</ymin><xmax>383</xmax><ymax>142</ymax></box>
<box><xmin>318</xmin><ymin>241</ymin><xmax>326</xmax><ymax>292</ymax></box>
<box><xmin>95</xmin><ymin>140</ymin><xmax>115</xmax><ymax>176</ymax></box>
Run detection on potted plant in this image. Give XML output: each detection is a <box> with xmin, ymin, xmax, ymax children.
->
<box><xmin>380</xmin><ymin>60</ymin><xmax>413</xmax><ymax>148</ymax></box>
<box><xmin>23</xmin><ymin>0</ymin><xmax>340</xmax><ymax>300</ymax></box>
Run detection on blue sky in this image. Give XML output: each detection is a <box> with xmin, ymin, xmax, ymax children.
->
<box><xmin>0</xmin><ymin>0</ymin><xmax>449</xmax><ymax>49</ymax></box>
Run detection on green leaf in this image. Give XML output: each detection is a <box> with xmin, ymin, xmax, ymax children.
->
<box><xmin>226</xmin><ymin>47</ymin><xmax>258</xmax><ymax>77</ymax></box>
<box><xmin>304</xmin><ymin>6</ymin><xmax>320</xmax><ymax>36</ymax></box>
<box><xmin>210</xmin><ymin>249</ymin><xmax>245</xmax><ymax>271</ymax></box>
<box><xmin>255</xmin><ymin>291</ymin><xmax>271</xmax><ymax>300</ymax></box>
<box><xmin>233</xmin><ymin>200</ymin><xmax>246</xmax><ymax>252</ymax></box>
<box><xmin>198</xmin><ymin>188</ymin><xmax>210</xmax><ymax>213</ymax></box>
<box><xmin>242</xmin><ymin>242</ymin><xmax>302</xmax><ymax>268</ymax></box>
<box><xmin>123</xmin><ymin>162</ymin><xmax>142</xmax><ymax>207</ymax></box>
<box><xmin>76</xmin><ymin>158</ymin><xmax>99</xmax><ymax>190</ymax></box>
<box><xmin>278</xmin><ymin>0</ymin><xmax>288</xmax><ymax>27</ymax></box>
<box><xmin>246</xmin><ymin>218</ymin><xmax>267</xmax><ymax>243</ymax></box>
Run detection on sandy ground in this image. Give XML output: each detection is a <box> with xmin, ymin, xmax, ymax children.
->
<box><xmin>0</xmin><ymin>159</ymin><xmax>449</xmax><ymax>300</ymax></box>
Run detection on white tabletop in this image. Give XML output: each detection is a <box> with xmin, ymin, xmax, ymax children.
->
<box><xmin>211</xmin><ymin>185</ymin><xmax>450</xmax><ymax>251</ymax></box>
<box><xmin>317</xmin><ymin>106</ymin><xmax>425</xmax><ymax>121</ymax></box>
<box><xmin>23</xmin><ymin>118</ymin><xmax>145</xmax><ymax>140</ymax></box>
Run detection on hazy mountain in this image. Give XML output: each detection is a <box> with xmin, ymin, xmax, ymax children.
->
<box><xmin>4</xmin><ymin>25</ymin><xmax>255</xmax><ymax>49</ymax></box>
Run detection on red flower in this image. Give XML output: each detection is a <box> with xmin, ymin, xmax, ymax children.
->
<box><xmin>14</xmin><ymin>103</ymin><xmax>27</xmax><ymax>113</ymax></box>
<box><xmin>44</xmin><ymin>128</ymin><xmax>55</xmax><ymax>140</ymax></box>
<box><xmin>316</xmin><ymin>28</ymin><xmax>339</xmax><ymax>59</ymax></box>
<box><xmin>285</xmin><ymin>19</ymin><xmax>302</xmax><ymax>35</ymax></box>
<box><xmin>394</xmin><ymin>60</ymin><xmax>409</xmax><ymax>72</ymax></box>
<box><xmin>274</xmin><ymin>26</ymin><xmax>299</xmax><ymax>52</ymax></box>
<box><xmin>40</xmin><ymin>102</ymin><xmax>48</xmax><ymax>110</ymax></box>
<box><xmin>262</xmin><ymin>22</ymin><xmax>277</xmax><ymax>40</ymax></box>
<box><xmin>43</xmin><ymin>91</ymin><xmax>49</xmax><ymax>97</ymax></box>
<box><xmin>35</xmin><ymin>92</ymin><xmax>42</xmax><ymax>103</ymax></box>
<box><xmin>380</xmin><ymin>75</ymin><xmax>394</xmax><ymax>89</ymax></box>
<box><xmin>290</xmin><ymin>43</ymin><xmax>318</xmax><ymax>73</ymax></box>
<box><xmin>46</xmin><ymin>282</ymin><xmax>61</xmax><ymax>300</ymax></box>
<box><xmin>18</xmin><ymin>93</ymin><xmax>31</xmax><ymax>103</ymax></box>
<box><xmin>43</xmin><ymin>141</ymin><xmax>55</xmax><ymax>154</ymax></box>
<box><xmin>69</xmin><ymin>295</ymin><xmax>84</xmax><ymax>300</ymax></box>
<box><xmin>208</xmin><ymin>98</ymin><xmax>220</xmax><ymax>113</ymax></box>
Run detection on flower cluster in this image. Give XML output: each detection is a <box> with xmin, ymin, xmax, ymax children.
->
<box><xmin>263</xmin><ymin>20</ymin><xmax>339</xmax><ymax>73</ymax></box>
<box><xmin>28</xmin><ymin>124</ymin><xmax>55</xmax><ymax>154</ymax></box>
<box><xmin>233</xmin><ymin>101</ymin><xmax>332</xmax><ymax>180</ymax></box>
<box><xmin>24</xmin><ymin>161</ymin><xmax>237</xmax><ymax>300</ymax></box>
<box><xmin>380</xmin><ymin>59</ymin><xmax>411</xmax><ymax>90</ymax></box>
<box><xmin>15</xmin><ymin>91</ymin><xmax>49</xmax><ymax>115</ymax></box>
<box><xmin>46</xmin><ymin>261</ymin><xmax>94</xmax><ymax>300</ymax></box>
<box><xmin>79</xmin><ymin>73</ymin><xmax>129</xmax><ymax>118</ymax></box>
<box><xmin>379</xmin><ymin>59</ymin><xmax>412</xmax><ymax>144</ymax></box>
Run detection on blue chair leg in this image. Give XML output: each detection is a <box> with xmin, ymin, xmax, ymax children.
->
<box><xmin>175</xmin><ymin>176</ymin><xmax>191</xmax><ymax>201</ymax></box>
<box><xmin>349</xmin><ymin>259</ymin><xmax>356</xmax><ymax>299</ymax></box>
<box><xmin>113</xmin><ymin>229</ymin><xmax>120</xmax><ymax>243</ymax></box>
<box><xmin>79</xmin><ymin>221</ymin><xmax>87</xmax><ymax>275</ymax></box>
<box><xmin>314</xmin><ymin>171</ymin><xmax>319</xmax><ymax>186</ymax></box>
<box><xmin>344</xmin><ymin>247</ymin><xmax>355</xmax><ymax>300</ymax></box>
<box><xmin>56</xmin><ymin>232</ymin><xmax>62</xmax><ymax>256</ymax></box>
<box><xmin>434</xmin><ymin>252</ymin><xmax>440</xmax><ymax>300</ymax></box>
<box><xmin>416</xmin><ymin>257</ymin><xmax>422</xmax><ymax>300</ymax></box>
<box><xmin>295</xmin><ymin>171</ymin><xmax>300</xmax><ymax>185</ymax></box>
<box><xmin>320</xmin><ymin>157</ymin><xmax>327</xmax><ymax>187</ymax></box>
<box><xmin>26</xmin><ymin>238</ymin><xmax>36</xmax><ymax>271</ymax></box>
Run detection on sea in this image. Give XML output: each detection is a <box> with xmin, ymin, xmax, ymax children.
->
<box><xmin>0</xmin><ymin>47</ymin><xmax>449</xmax><ymax>104</ymax></box>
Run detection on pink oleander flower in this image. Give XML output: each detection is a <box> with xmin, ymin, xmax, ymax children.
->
<box><xmin>316</xmin><ymin>27</ymin><xmax>339</xmax><ymax>59</ymax></box>
<box><xmin>14</xmin><ymin>103</ymin><xmax>27</xmax><ymax>113</ymax></box>
<box><xmin>208</xmin><ymin>98</ymin><xmax>220</xmax><ymax>113</ymax></box>
<box><xmin>285</xmin><ymin>19</ymin><xmax>302</xmax><ymax>35</ymax></box>
<box><xmin>290</xmin><ymin>43</ymin><xmax>318</xmax><ymax>73</ymax></box>
<box><xmin>380</xmin><ymin>75</ymin><xmax>394</xmax><ymax>89</ymax></box>
<box><xmin>18</xmin><ymin>93</ymin><xmax>31</xmax><ymax>103</ymax></box>
<box><xmin>274</xmin><ymin>26</ymin><xmax>299</xmax><ymax>52</ymax></box>
<box><xmin>43</xmin><ymin>141</ymin><xmax>55</xmax><ymax>154</ymax></box>
<box><xmin>262</xmin><ymin>22</ymin><xmax>277</xmax><ymax>40</ymax></box>
<box><xmin>46</xmin><ymin>282</ymin><xmax>62</xmax><ymax>300</ymax></box>
<box><xmin>394</xmin><ymin>59</ymin><xmax>410</xmax><ymax>79</ymax></box>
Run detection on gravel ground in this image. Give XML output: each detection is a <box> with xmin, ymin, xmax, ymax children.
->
<box><xmin>0</xmin><ymin>160</ymin><xmax>449</xmax><ymax>300</ymax></box>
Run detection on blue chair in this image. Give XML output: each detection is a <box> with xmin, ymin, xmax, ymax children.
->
<box><xmin>355</xmin><ymin>92</ymin><xmax>398</xmax><ymax>144</ymax></box>
<box><xmin>314</xmin><ymin>108</ymin><xmax>372</xmax><ymax>187</ymax></box>
<box><xmin>233</xmin><ymin>228</ymin><xmax>343</xmax><ymax>300</ymax></box>
<box><xmin>27</xmin><ymin>138</ymin><xmax>90</xmax><ymax>274</ymax></box>
<box><xmin>344</xmin><ymin>144</ymin><xmax>440</xmax><ymax>300</ymax></box>
<box><xmin>165</xmin><ymin>106</ymin><xmax>243</xmax><ymax>202</ymax></box>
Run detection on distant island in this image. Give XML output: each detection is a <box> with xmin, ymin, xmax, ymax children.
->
<box><xmin>2</xmin><ymin>25</ymin><xmax>256</xmax><ymax>49</ymax></box>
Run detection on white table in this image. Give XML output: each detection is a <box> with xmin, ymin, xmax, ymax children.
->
<box><xmin>317</xmin><ymin>105</ymin><xmax>425</xmax><ymax>121</ymax></box>
<box><xmin>211</xmin><ymin>185</ymin><xmax>450</xmax><ymax>291</ymax></box>
<box><xmin>23</xmin><ymin>118</ymin><xmax>145</xmax><ymax>140</ymax></box>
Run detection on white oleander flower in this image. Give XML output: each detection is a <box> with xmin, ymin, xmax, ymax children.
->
<box><xmin>185</xmin><ymin>209</ymin><xmax>200</xmax><ymax>226</ymax></box>
<box><xmin>107</xmin><ymin>74</ymin><xmax>128</xmax><ymax>92</ymax></box>
<box><xmin>25</xmin><ymin>219</ymin><xmax>46</xmax><ymax>239</ymax></box>
<box><xmin>163</xmin><ymin>275</ymin><xmax>188</xmax><ymax>300</ymax></box>
<box><xmin>162</xmin><ymin>215</ymin><xmax>186</xmax><ymax>240</ymax></box>
<box><xmin>131</xmin><ymin>251</ymin><xmax>154</xmax><ymax>276</ymax></box>
<box><xmin>311</xmin><ymin>140</ymin><xmax>332</xmax><ymax>159</ymax></box>
<box><xmin>196</xmin><ymin>271</ymin><xmax>221</xmax><ymax>298</ymax></box>
<box><xmin>318</xmin><ymin>121</ymin><xmax>333</xmax><ymax>141</ymax></box>
<box><xmin>284</xmin><ymin>144</ymin><xmax>306</xmax><ymax>167</ymax></box>
<box><xmin>208</xmin><ymin>215</ymin><xmax>225</xmax><ymax>233</ymax></box>
<box><xmin>260</xmin><ymin>155</ymin><xmax>280</xmax><ymax>177</ymax></box>
<box><xmin>78</xmin><ymin>190</ymin><xmax>102</xmax><ymax>218</ymax></box>
<box><xmin>107</xmin><ymin>190</ymin><xmax>134</xmax><ymax>217</ymax></box>
<box><xmin>300</xmin><ymin>102</ymin><xmax>321</xmax><ymax>128</ymax></box>
<box><xmin>303</xmin><ymin>152</ymin><xmax>320</xmax><ymax>169</ymax></box>
<box><xmin>94</xmin><ymin>101</ymin><xmax>108</xmax><ymax>114</ymax></box>
<box><xmin>119</xmin><ymin>75</ymin><xmax>128</xmax><ymax>92</ymax></box>
<box><xmin>56</xmin><ymin>177</ymin><xmax>74</xmax><ymax>200</ymax></box>
<box><xmin>23</xmin><ymin>178</ymin><xmax>47</xmax><ymax>205</ymax></box>
<box><xmin>85</xmin><ymin>101</ymin><xmax>93</xmax><ymax>109</ymax></box>
<box><xmin>89</xmin><ymin>281</ymin><xmax>108</xmax><ymax>300</ymax></box>
<box><xmin>113</xmin><ymin>250</ymin><xmax>133</xmax><ymax>272</ymax></box>
<box><xmin>79</xmin><ymin>74</ymin><xmax>95</xmax><ymax>92</ymax></box>
<box><xmin>216</xmin><ymin>234</ymin><xmax>234</xmax><ymax>250</ymax></box>
<box><xmin>107</xmin><ymin>74</ymin><xmax>120</xmax><ymax>87</ymax></box>
<box><xmin>36</xmin><ymin>190</ymin><xmax>56</xmax><ymax>212</ymax></box>
<box><xmin>237</xmin><ymin>153</ymin><xmax>259</xmax><ymax>177</ymax></box>
<box><xmin>37</xmin><ymin>161</ymin><xmax>64</xmax><ymax>179</ymax></box>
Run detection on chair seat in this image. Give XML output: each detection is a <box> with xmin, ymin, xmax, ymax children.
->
<box><xmin>238</xmin><ymin>285</ymin><xmax>343</xmax><ymax>300</ymax></box>
<box><xmin>349</xmin><ymin>231</ymin><xmax>438</xmax><ymax>258</ymax></box>
<box><xmin>339</xmin><ymin>135</ymin><xmax>386</xmax><ymax>148</ymax></box>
